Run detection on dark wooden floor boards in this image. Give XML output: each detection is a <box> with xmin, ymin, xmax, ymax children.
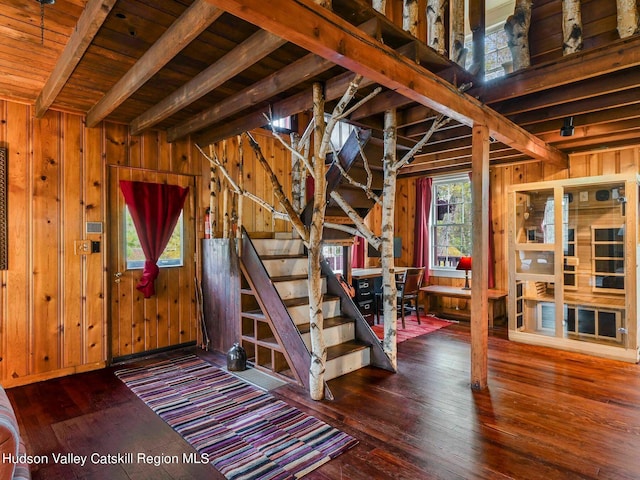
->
<box><xmin>7</xmin><ymin>324</ymin><xmax>640</xmax><ymax>479</ymax></box>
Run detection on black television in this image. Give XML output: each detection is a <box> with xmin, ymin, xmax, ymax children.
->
<box><xmin>367</xmin><ymin>237</ymin><xmax>401</xmax><ymax>258</ymax></box>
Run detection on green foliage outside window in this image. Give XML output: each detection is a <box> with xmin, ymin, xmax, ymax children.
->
<box><xmin>432</xmin><ymin>178</ymin><xmax>472</xmax><ymax>268</ymax></box>
<box><xmin>125</xmin><ymin>208</ymin><xmax>183</xmax><ymax>269</ymax></box>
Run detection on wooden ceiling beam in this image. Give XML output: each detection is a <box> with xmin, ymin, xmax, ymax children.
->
<box><xmin>170</xmin><ymin>18</ymin><xmax>383</xmax><ymax>142</ymax></box>
<box><xmin>130</xmin><ymin>30</ymin><xmax>286</xmax><ymax>135</ymax></box>
<box><xmin>545</xmin><ymin>128</ymin><xmax>640</xmax><ymax>151</ymax></box>
<box><xmin>494</xmin><ymin>68</ymin><xmax>640</xmax><ymax>117</ymax></box>
<box><xmin>35</xmin><ymin>0</ymin><xmax>117</xmax><ymax>118</ymax></box>
<box><xmin>205</xmin><ymin>0</ymin><xmax>566</xmax><ymax>166</ymax></box>
<box><xmin>510</xmin><ymin>89</ymin><xmax>640</xmax><ymax>128</ymax></box>
<box><xmin>192</xmin><ymin>67</ymin><xmax>367</xmax><ymax>145</ymax></box>
<box><xmin>169</xmin><ymin>52</ymin><xmax>334</xmax><ymax>142</ymax></box>
<box><xmin>537</xmin><ymin>117</ymin><xmax>640</xmax><ymax>144</ymax></box>
<box><xmin>476</xmin><ymin>35</ymin><xmax>640</xmax><ymax>105</ymax></box>
<box><xmin>526</xmin><ymin>103</ymin><xmax>640</xmax><ymax>136</ymax></box>
<box><xmin>400</xmin><ymin>147</ymin><xmax>527</xmax><ymax>176</ymax></box>
<box><xmin>85</xmin><ymin>0</ymin><xmax>223</xmax><ymax>128</ymax></box>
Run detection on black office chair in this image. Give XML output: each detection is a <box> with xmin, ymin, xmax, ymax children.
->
<box><xmin>397</xmin><ymin>267</ymin><xmax>425</xmax><ymax>328</ymax></box>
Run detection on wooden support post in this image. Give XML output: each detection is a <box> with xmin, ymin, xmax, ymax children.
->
<box><xmin>468</xmin><ymin>0</ymin><xmax>485</xmax><ymax>77</ymax></box>
<box><xmin>470</xmin><ymin>123</ymin><xmax>489</xmax><ymax>391</ymax></box>
<box><xmin>222</xmin><ymin>140</ymin><xmax>230</xmax><ymax>239</ymax></box>
<box><xmin>236</xmin><ymin>135</ymin><xmax>244</xmax><ymax>254</ymax></box>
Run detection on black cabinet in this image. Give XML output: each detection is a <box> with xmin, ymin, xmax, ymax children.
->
<box><xmin>354</xmin><ymin>278</ymin><xmax>379</xmax><ymax>326</ymax></box>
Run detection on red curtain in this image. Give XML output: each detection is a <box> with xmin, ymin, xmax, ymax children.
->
<box><xmin>413</xmin><ymin>178</ymin><xmax>432</xmax><ymax>284</ymax></box>
<box><xmin>351</xmin><ymin>236</ymin><xmax>365</xmax><ymax>268</ymax></box>
<box><xmin>468</xmin><ymin>173</ymin><xmax>495</xmax><ymax>288</ymax></box>
<box><xmin>119</xmin><ymin>180</ymin><xmax>189</xmax><ymax>298</ymax></box>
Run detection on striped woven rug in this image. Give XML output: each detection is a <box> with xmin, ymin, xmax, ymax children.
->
<box><xmin>116</xmin><ymin>355</ymin><xmax>357</xmax><ymax>479</ymax></box>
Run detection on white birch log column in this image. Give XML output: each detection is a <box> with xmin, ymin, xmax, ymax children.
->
<box><xmin>504</xmin><ymin>0</ymin><xmax>532</xmax><ymax>71</ymax></box>
<box><xmin>470</xmin><ymin>124</ymin><xmax>490</xmax><ymax>391</ymax></box>
<box><xmin>616</xmin><ymin>0</ymin><xmax>640</xmax><ymax>38</ymax></box>
<box><xmin>403</xmin><ymin>0</ymin><xmax>419</xmax><ymax>37</ymax></box>
<box><xmin>427</xmin><ymin>0</ymin><xmax>446</xmax><ymax>55</ymax></box>
<box><xmin>381</xmin><ymin>109</ymin><xmax>399</xmax><ymax>369</ymax></box>
<box><xmin>372</xmin><ymin>0</ymin><xmax>386</xmax><ymax>14</ymax></box>
<box><xmin>450</xmin><ymin>0</ymin><xmax>467</xmax><ymax>66</ymax></box>
<box><xmin>308</xmin><ymin>83</ymin><xmax>328</xmax><ymax>401</ymax></box>
<box><xmin>222</xmin><ymin>139</ymin><xmax>230</xmax><ymax>238</ymax></box>
<box><xmin>208</xmin><ymin>144</ymin><xmax>218</xmax><ymax>237</ymax></box>
<box><xmin>562</xmin><ymin>0</ymin><xmax>583</xmax><ymax>55</ymax></box>
<box><xmin>236</xmin><ymin>135</ymin><xmax>244</xmax><ymax>252</ymax></box>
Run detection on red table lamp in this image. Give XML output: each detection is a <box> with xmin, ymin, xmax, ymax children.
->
<box><xmin>456</xmin><ymin>256</ymin><xmax>472</xmax><ymax>290</ymax></box>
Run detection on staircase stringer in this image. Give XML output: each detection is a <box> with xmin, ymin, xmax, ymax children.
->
<box><xmin>321</xmin><ymin>260</ymin><xmax>396</xmax><ymax>372</ymax></box>
<box><xmin>239</xmin><ymin>229</ymin><xmax>335</xmax><ymax>399</ymax></box>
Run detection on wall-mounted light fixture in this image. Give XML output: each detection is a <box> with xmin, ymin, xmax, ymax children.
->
<box><xmin>560</xmin><ymin>116</ymin><xmax>575</xmax><ymax>137</ymax></box>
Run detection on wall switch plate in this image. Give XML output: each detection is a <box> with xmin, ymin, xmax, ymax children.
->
<box><xmin>580</xmin><ymin>191</ymin><xmax>588</xmax><ymax>202</ymax></box>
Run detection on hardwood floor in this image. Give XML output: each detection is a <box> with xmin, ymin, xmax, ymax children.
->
<box><xmin>8</xmin><ymin>324</ymin><xmax>640</xmax><ymax>479</ymax></box>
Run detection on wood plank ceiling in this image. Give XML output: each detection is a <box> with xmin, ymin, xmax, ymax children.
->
<box><xmin>2</xmin><ymin>0</ymin><xmax>639</xmax><ymax>175</ymax></box>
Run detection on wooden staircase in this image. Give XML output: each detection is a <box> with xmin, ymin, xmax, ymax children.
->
<box><xmin>236</xmin><ymin>128</ymin><xmax>401</xmax><ymax>397</ymax></box>
<box><xmin>238</xmin><ymin>230</ymin><xmax>393</xmax><ymax>398</ymax></box>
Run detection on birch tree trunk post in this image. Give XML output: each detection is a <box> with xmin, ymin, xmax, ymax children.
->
<box><xmin>290</xmin><ymin>133</ymin><xmax>303</xmax><ymax>215</ymax></box>
<box><xmin>616</xmin><ymin>0</ymin><xmax>639</xmax><ymax>38</ymax></box>
<box><xmin>308</xmin><ymin>82</ymin><xmax>328</xmax><ymax>400</ymax></box>
<box><xmin>372</xmin><ymin>0</ymin><xmax>386</xmax><ymax>14</ymax></box>
<box><xmin>208</xmin><ymin>145</ymin><xmax>218</xmax><ymax>237</ymax></box>
<box><xmin>504</xmin><ymin>0</ymin><xmax>532</xmax><ymax>71</ymax></box>
<box><xmin>222</xmin><ymin>139</ymin><xmax>230</xmax><ymax>239</ymax></box>
<box><xmin>381</xmin><ymin>109</ymin><xmax>399</xmax><ymax>369</ymax></box>
<box><xmin>427</xmin><ymin>0</ymin><xmax>447</xmax><ymax>55</ymax></box>
<box><xmin>403</xmin><ymin>0</ymin><xmax>419</xmax><ymax>38</ymax></box>
<box><xmin>562</xmin><ymin>0</ymin><xmax>583</xmax><ymax>55</ymax></box>
<box><xmin>450</xmin><ymin>0</ymin><xmax>467</xmax><ymax>66</ymax></box>
<box><xmin>236</xmin><ymin>135</ymin><xmax>244</xmax><ymax>253</ymax></box>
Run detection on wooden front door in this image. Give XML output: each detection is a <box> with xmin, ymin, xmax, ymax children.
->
<box><xmin>108</xmin><ymin>166</ymin><xmax>196</xmax><ymax>361</ymax></box>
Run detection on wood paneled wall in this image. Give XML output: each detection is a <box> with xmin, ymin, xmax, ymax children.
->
<box><xmin>199</xmin><ymin>131</ymin><xmax>292</xmax><ymax>237</ymax></box>
<box><xmin>0</xmin><ymin>99</ymin><xmax>201</xmax><ymax>387</ymax></box>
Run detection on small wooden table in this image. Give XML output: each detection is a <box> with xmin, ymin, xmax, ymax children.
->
<box><xmin>420</xmin><ymin>285</ymin><xmax>508</xmax><ymax>327</ymax></box>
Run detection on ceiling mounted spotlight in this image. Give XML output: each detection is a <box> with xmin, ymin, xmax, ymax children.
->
<box><xmin>35</xmin><ymin>0</ymin><xmax>56</xmax><ymax>46</ymax></box>
<box><xmin>560</xmin><ymin>116</ymin><xmax>575</xmax><ymax>137</ymax></box>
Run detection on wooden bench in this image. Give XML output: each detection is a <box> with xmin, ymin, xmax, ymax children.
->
<box><xmin>420</xmin><ymin>285</ymin><xmax>508</xmax><ymax>327</ymax></box>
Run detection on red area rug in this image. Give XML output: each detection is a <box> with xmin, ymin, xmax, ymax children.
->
<box><xmin>371</xmin><ymin>314</ymin><xmax>454</xmax><ymax>343</ymax></box>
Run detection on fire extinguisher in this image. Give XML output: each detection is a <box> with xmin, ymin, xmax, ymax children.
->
<box><xmin>204</xmin><ymin>208</ymin><xmax>211</xmax><ymax>239</ymax></box>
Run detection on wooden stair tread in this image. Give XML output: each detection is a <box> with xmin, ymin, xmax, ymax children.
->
<box><xmin>327</xmin><ymin>340</ymin><xmax>371</xmax><ymax>361</ymax></box>
<box><xmin>297</xmin><ymin>316</ymin><xmax>354</xmax><ymax>334</ymax></box>
<box><xmin>270</xmin><ymin>274</ymin><xmax>312</xmax><ymax>282</ymax></box>
<box><xmin>283</xmin><ymin>294</ymin><xmax>340</xmax><ymax>307</ymax></box>
<box><xmin>260</xmin><ymin>254</ymin><xmax>307</xmax><ymax>260</ymax></box>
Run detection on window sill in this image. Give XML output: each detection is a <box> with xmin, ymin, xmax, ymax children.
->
<box><xmin>430</xmin><ymin>268</ymin><xmax>466</xmax><ymax>279</ymax></box>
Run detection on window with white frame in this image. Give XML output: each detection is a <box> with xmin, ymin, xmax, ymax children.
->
<box><xmin>431</xmin><ymin>174</ymin><xmax>472</xmax><ymax>272</ymax></box>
